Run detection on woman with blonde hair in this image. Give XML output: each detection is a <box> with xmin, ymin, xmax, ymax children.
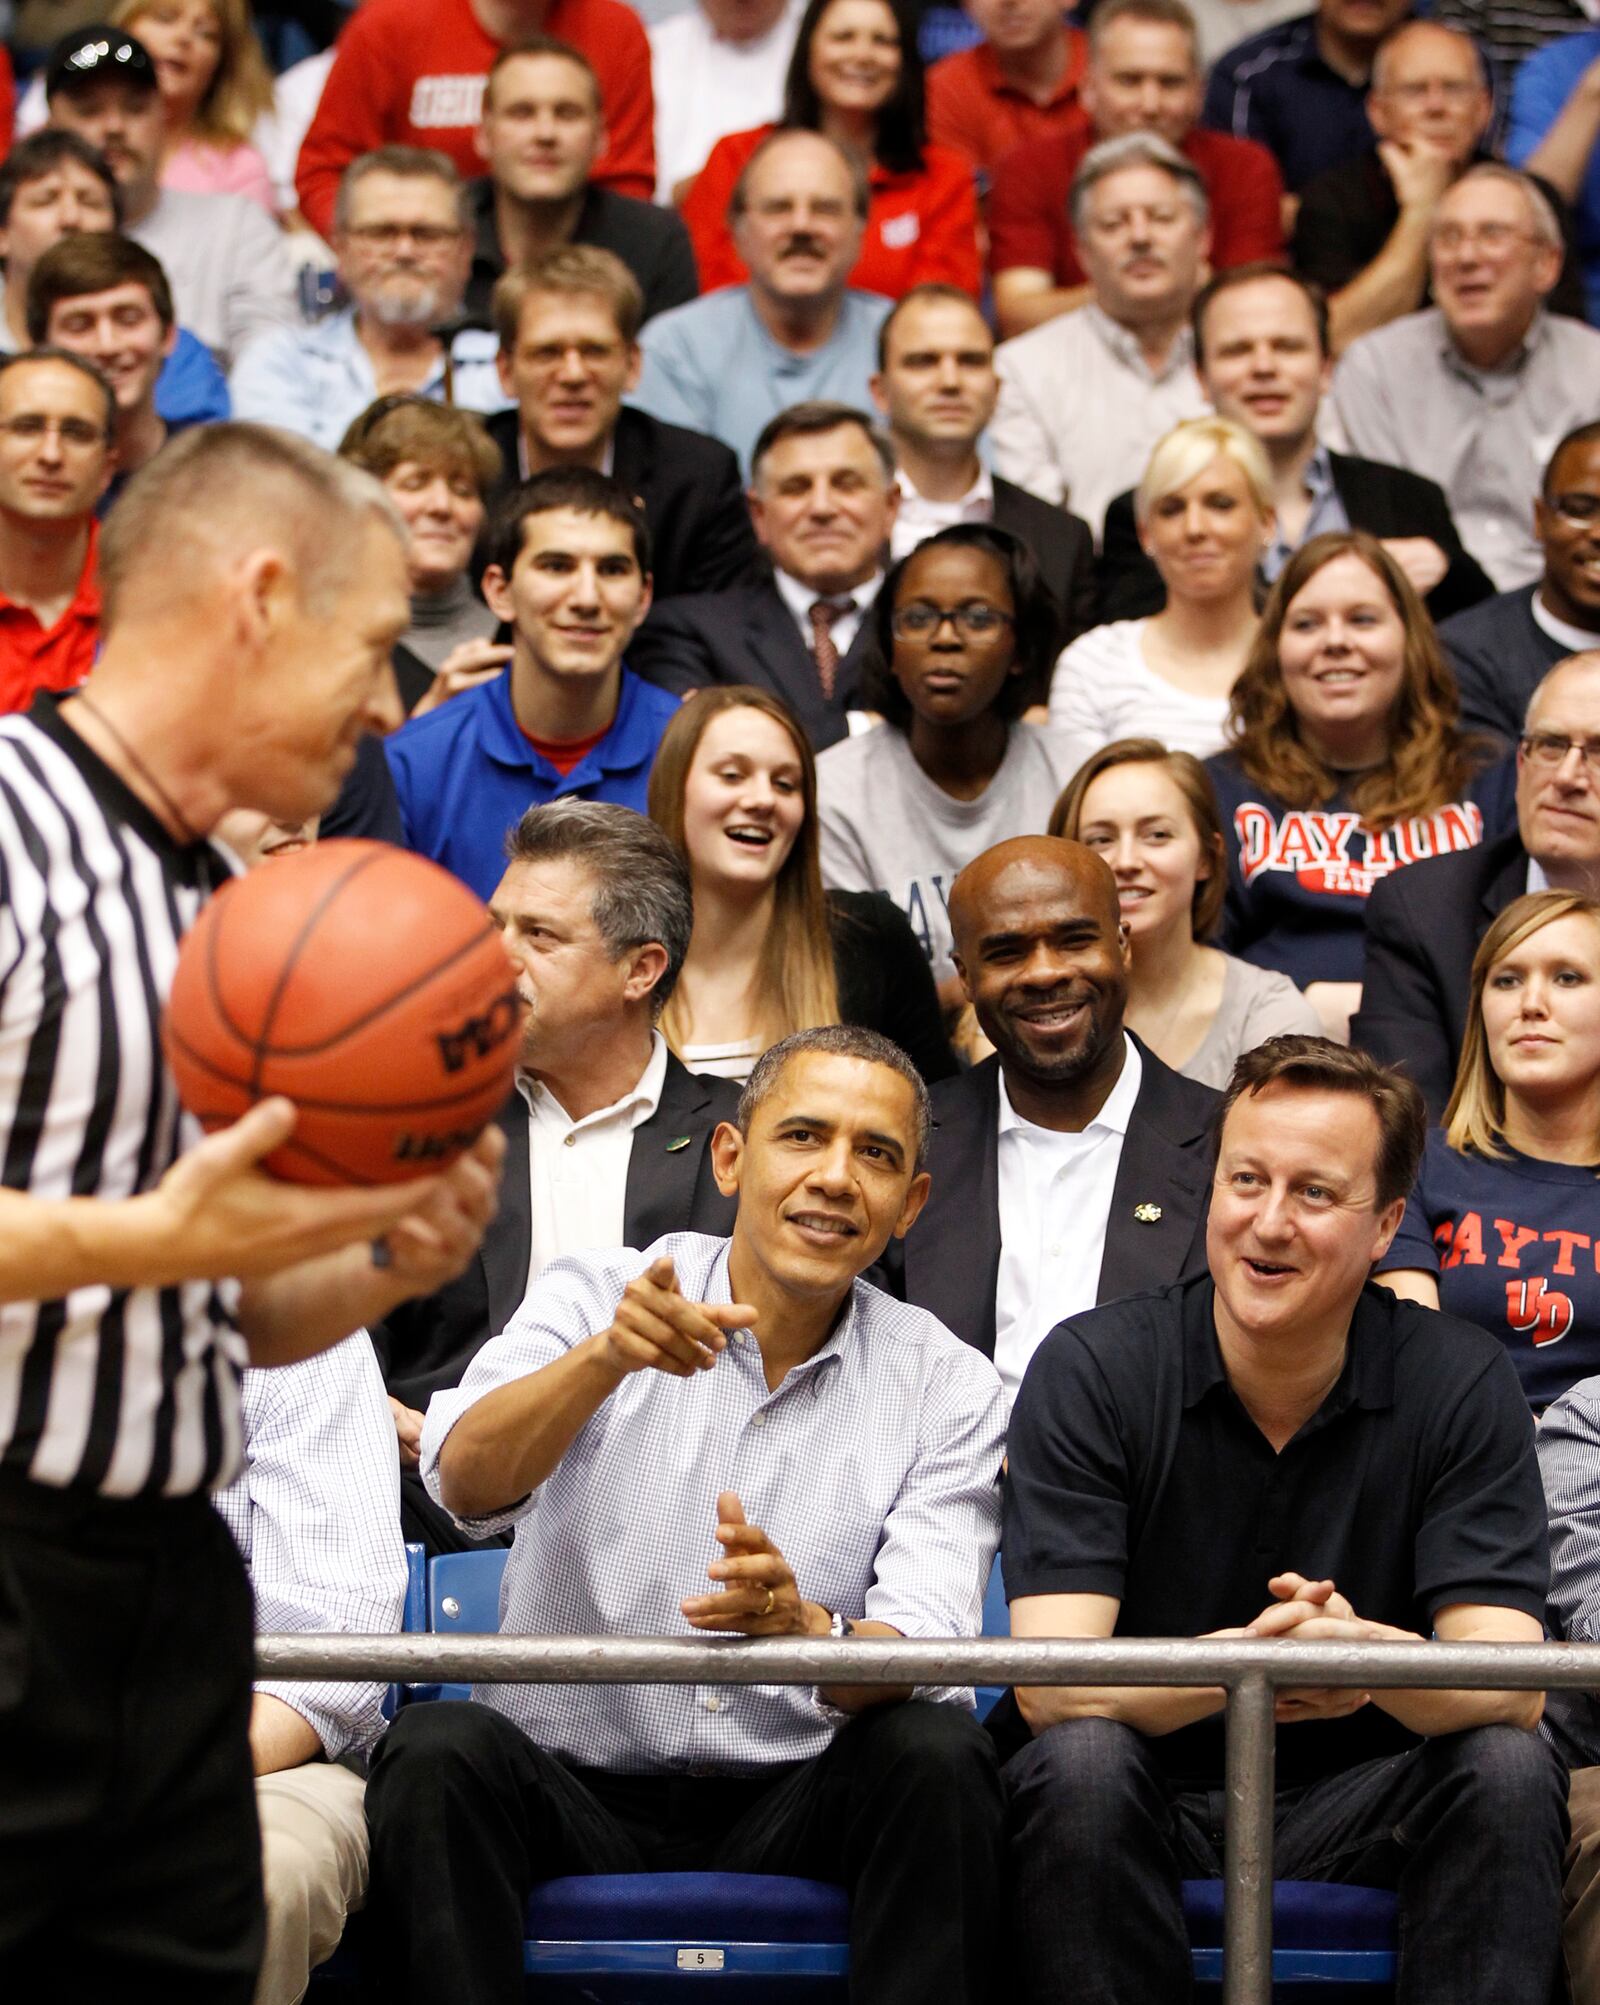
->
<box><xmin>1206</xmin><ymin>528</ymin><xmax>1506</xmax><ymax>1037</ymax></box>
<box><xmin>1049</xmin><ymin>738</ymin><xmax>1317</xmax><ymax>1086</ymax></box>
<box><xmin>1377</xmin><ymin>890</ymin><xmax>1600</xmax><ymax>1408</ymax></box>
<box><xmin>647</xmin><ymin>686</ymin><xmax>954</xmax><ymax>1083</ymax></box>
<box><xmin>112</xmin><ymin>0</ymin><xmax>277</xmax><ymax>210</ymax></box>
<box><xmin>1048</xmin><ymin>416</ymin><xmax>1273</xmax><ymax>758</ymax></box>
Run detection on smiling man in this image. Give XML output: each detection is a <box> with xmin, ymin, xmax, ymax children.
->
<box><xmin>1000</xmin><ymin>1034</ymin><xmax>1564</xmax><ymax>2005</ymax></box>
<box><xmin>887</xmin><ymin>834</ymin><xmax>1218</xmax><ymax>1395</ymax></box>
<box><xmin>364</xmin><ymin>1022</ymin><xmax>1008</xmax><ymax>2005</ymax></box>
<box><xmin>386</xmin><ymin>467</ymin><xmax>677</xmax><ymax>899</ymax></box>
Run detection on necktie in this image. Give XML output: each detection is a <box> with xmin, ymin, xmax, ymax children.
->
<box><xmin>808</xmin><ymin>598</ymin><xmax>845</xmax><ymax>700</ymax></box>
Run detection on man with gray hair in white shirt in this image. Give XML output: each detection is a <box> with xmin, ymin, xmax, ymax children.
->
<box><xmin>365</xmin><ymin>1023</ymin><xmax>1008</xmax><ymax>2005</ymax></box>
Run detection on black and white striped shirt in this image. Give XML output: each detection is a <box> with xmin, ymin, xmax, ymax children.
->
<box><xmin>0</xmin><ymin>696</ymin><xmax>242</xmax><ymax>1498</ymax></box>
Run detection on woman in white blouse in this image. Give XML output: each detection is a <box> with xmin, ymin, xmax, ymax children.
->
<box><xmin>1048</xmin><ymin>415</ymin><xmax>1272</xmax><ymax>759</ymax></box>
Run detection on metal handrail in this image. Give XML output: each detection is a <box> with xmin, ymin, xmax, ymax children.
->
<box><xmin>256</xmin><ymin>1632</ymin><xmax>1600</xmax><ymax>2005</ymax></box>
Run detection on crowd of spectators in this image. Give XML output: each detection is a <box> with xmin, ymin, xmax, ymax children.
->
<box><xmin>7</xmin><ymin>0</ymin><xmax>1600</xmax><ymax>1998</ymax></box>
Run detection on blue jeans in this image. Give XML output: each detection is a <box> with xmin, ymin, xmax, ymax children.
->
<box><xmin>1004</xmin><ymin>1716</ymin><xmax>1567</xmax><ymax>2004</ymax></box>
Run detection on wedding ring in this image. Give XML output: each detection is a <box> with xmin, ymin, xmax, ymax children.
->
<box><xmin>763</xmin><ymin>1588</ymin><xmax>775</xmax><ymax>1617</ymax></box>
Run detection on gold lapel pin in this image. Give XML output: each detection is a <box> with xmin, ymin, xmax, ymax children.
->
<box><xmin>1133</xmin><ymin>1203</ymin><xmax>1163</xmax><ymax>1223</ymax></box>
<box><xmin>666</xmin><ymin>1135</ymin><xmax>692</xmax><ymax>1152</ymax></box>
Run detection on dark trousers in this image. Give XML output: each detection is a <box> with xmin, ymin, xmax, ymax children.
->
<box><xmin>1004</xmin><ymin>1715</ymin><xmax>1568</xmax><ymax>2005</ymax></box>
<box><xmin>366</xmin><ymin>1696</ymin><xmax>1006</xmax><ymax>2005</ymax></box>
<box><xmin>0</xmin><ymin>1469</ymin><xmax>262</xmax><ymax>2001</ymax></box>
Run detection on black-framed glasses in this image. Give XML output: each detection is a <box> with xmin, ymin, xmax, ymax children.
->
<box><xmin>1520</xmin><ymin>732</ymin><xmax>1600</xmax><ymax>773</ymax></box>
<box><xmin>891</xmin><ymin>600</ymin><xmax>1016</xmax><ymax>640</ymax></box>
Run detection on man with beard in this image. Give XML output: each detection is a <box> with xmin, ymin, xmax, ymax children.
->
<box><xmin>230</xmin><ymin>148</ymin><xmax>511</xmax><ymax>450</ymax></box>
<box><xmin>882</xmin><ymin>835</ymin><xmax>1219</xmax><ymax>1404</ymax></box>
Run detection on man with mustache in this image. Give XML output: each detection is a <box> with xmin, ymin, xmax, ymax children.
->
<box><xmin>990</xmin><ymin>133</ymin><xmax>1210</xmax><ymax>542</ymax></box>
<box><xmin>884</xmin><ymin>834</ymin><xmax>1218</xmax><ymax>1403</ymax></box>
<box><xmin>633</xmin><ymin>129</ymin><xmax>892</xmax><ymax>474</ymax></box>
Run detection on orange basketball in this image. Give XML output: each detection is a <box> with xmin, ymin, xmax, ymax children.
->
<box><xmin>164</xmin><ymin>839</ymin><xmax>520</xmax><ymax>1186</ymax></box>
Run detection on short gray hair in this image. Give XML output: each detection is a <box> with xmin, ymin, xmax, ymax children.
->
<box><xmin>503</xmin><ymin>800</ymin><xmax>693</xmax><ymax>1015</ymax></box>
<box><xmin>1526</xmin><ymin>649</ymin><xmax>1600</xmax><ymax>730</ymax></box>
<box><xmin>1439</xmin><ymin>161</ymin><xmax>1562</xmax><ymax>251</ymax></box>
<box><xmin>736</xmin><ymin>1025</ymin><xmax>933</xmax><ymax>1171</ymax></box>
<box><xmin>334</xmin><ymin>144</ymin><xmax>470</xmax><ymax>233</ymax></box>
<box><xmin>750</xmin><ymin>400</ymin><xmax>896</xmax><ymax>487</ymax></box>
<box><xmin>1069</xmin><ymin>131</ymin><xmax>1210</xmax><ymax>237</ymax></box>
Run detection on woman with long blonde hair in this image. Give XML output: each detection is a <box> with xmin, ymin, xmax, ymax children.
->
<box><xmin>647</xmin><ymin>686</ymin><xmax>953</xmax><ymax>1083</ymax></box>
<box><xmin>1377</xmin><ymin>890</ymin><xmax>1600</xmax><ymax>1409</ymax></box>
<box><xmin>113</xmin><ymin>0</ymin><xmax>277</xmax><ymax>210</ymax></box>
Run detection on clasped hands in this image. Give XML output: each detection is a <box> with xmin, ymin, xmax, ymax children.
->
<box><xmin>680</xmin><ymin>1490</ymin><xmax>830</xmax><ymax>1638</ymax></box>
<box><xmin>1213</xmin><ymin>1572</ymin><xmax>1420</xmax><ymax>1724</ymax></box>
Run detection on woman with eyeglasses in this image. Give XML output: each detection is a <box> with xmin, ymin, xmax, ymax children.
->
<box><xmin>649</xmin><ymin>685</ymin><xmax>955</xmax><ymax>1083</ymax></box>
<box><xmin>1206</xmin><ymin>528</ymin><xmax>1509</xmax><ymax>1040</ymax></box>
<box><xmin>1375</xmin><ymin>890</ymin><xmax>1600</xmax><ymax>1410</ymax></box>
<box><xmin>1048</xmin><ymin>417</ymin><xmax>1273</xmax><ymax>760</ymax></box>
<box><xmin>680</xmin><ymin>0</ymin><xmax>980</xmax><ymax>300</ymax></box>
<box><xmin>816</xmin><ymin>524</ymin><xmax>1084</xmax><ymax>1007</ymax></box>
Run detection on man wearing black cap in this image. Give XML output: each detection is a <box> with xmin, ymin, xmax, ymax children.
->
<box><xmin>44</xmin><ymin>24</ymin><xmax>298</xmax><ymax>368</ymax></box>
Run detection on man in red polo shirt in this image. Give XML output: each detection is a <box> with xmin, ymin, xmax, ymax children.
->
<box><xmin>0</xmin><ymin>348</ymin><xmax>111</xmax><ymax>714</ymax></box>
<box><xmin>989</xmin><ymin>0</ymin><xmax>1284</xmax><ymax>335</ymax></box>
<box><xmin>295</xmin><ymin>0</ymin><xmax>655</xmax><ymax>242</ymax></box>
<box><xmin>926</xmin><ymin>0</ymin><xmax>1088</xmax><ymax>178</ymax></box>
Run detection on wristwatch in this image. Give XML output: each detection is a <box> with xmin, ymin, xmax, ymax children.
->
<box><xmin>828</xmin><ymin>1610</ymin><xmax>857</xmax><ymax>1640</ymax></box>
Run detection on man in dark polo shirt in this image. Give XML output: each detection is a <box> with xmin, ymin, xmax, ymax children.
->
<box><xmin>464</xmin><ymin>37</ymin><xmax>697</xmax><ymax>327</ymax></box>
<box><xmin>1001</xmin><ymin>1035</ymin><xmax>1566</xmax><ymax>2005</ymax></box>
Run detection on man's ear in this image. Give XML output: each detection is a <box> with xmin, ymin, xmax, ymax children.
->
<box><xmin>1369</xmin><ymin>1193</ymin><xmax>1408</xmax><ymax>1268</ymax></box>
<box><xmin>710</xmin><ymin>1118</ymin><xmax>744</xmax><ymax>1198</ymax></box>
<box><xmin>482</xmin><ymin>562</ymin><xmax>515</xmax><ymax>624</ymax></box>
<box><xmin>623</xmin><ymin>942</ymin><xmax>669</xmax><ymax>1004</ymax></box>
<box><xmin>891</xmin><ymin>1168</ymin><xmax>932</xmax><ymax>1240</ymax></box>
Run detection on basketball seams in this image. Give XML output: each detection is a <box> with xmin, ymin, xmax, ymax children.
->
<box><xmin>252</xmin><ymin>926</ymin><xmax>508</xmax><ymax>1058</ymax></box>
<box><xmin>249</xmin><ymin>847</ymin><xmax>391</xmax><ymax>1090</ymax></box>
<box><xmin>164</xmin><ymin>1016</ymin><xmax>508</xmax><ymax>1114</ymax></box>
<box><xmin>201</xmin><ymin>882</ymin><xmax>268</xmax><ymax>1063</ymax></box>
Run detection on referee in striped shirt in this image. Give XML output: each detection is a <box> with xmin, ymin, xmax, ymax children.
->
<box><xmin>0</xmin><ymin>415</ymin><xmax>502</xmax><ymax>2000</ymax></box>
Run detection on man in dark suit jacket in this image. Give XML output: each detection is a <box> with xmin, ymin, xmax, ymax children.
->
<box><xmin>879</xmin><ymin>836</ymin><xmax>1219</xmax><ymax>1390</ymax></box>
<box><xmin>463</xmin><ymin>40</ymin><xmax>697</xmax><ymax>327</ymax></box>
<box><xmin>1352</xmin><ymin>650</ymin><xmax>1600</xmax><ymax>1117</ymax></box>
<box><xmin>629</xmin><ymin>402</ymin><xmax>902</xmax><ymax>751</ymax></box>
<box><xmin>1095</xmin><ymin>265</ymin><xmax>1492</xmax><ymax>625</ymax></box>
<box><xmin>373</xmin><ymin>801</ymin><xmax>739</xmax><ymax>1552</ymax></box>
<box><xmin>487</xmin><ymin>248</ymin><xmax>757</xmax><ymax>603</ymax></box>
<box><xmin>869</xmin><ymin>285</ymin><xmax>1097</xmax><ymax>646</ymax></box>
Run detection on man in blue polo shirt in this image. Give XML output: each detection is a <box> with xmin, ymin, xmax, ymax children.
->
<box><xmin>386</xmin><ymin>466</ymin><xmax>678</xmax><ymax>899</ymax></box>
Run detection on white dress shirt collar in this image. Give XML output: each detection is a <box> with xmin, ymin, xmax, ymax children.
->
<box><xmin>890</xmin><ymin>464</ymin><xmax>995</xmax><ymax>563</ymax></box>
<box><xmin>519</xmin><ymin>1027</ymin><xmax>669</xmax><ymax>1135</ymax></box>
<box><xmin>773</xmin><ymin>563</ymin><xmax>884</xmax><ymax>656</ymax></box>
<box><xmin>997</xmin><ymin>1031</ymin><xmax>1143</xmax><ymax>1142</ymax></box>
<box><xmin>1531</xmin><ymin>589</ymin><xmax>1600</xmax><ymax>655</ymax></box>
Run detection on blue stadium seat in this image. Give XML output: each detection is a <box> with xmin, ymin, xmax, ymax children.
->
<box><xmin>1185</xmin><ymin>1878</ymin><xmax>1398</xmax><ymax>1993</ymax></box>
<box><xmin>975</xmin><ymin>1549</ymin><xmax>1007</xmax><ymax>1721</ymax></box>
<box><xmin>427</xmin><ymin>1545</ymin><xmax>508</xmax><ymax>1702</ymax></box>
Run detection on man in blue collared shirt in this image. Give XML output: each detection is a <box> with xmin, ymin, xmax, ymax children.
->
<box><xmin>387</xmin><ymin>466</ymin><xmax>678</xmax><ymax>898</ymax></box>
<box><xmin>365</xmin><ymin>1024</ymin><xmax>1008</xmax><ymax>2005</ymax></box>
<box><xmin>230</xmin><ymin>147</ymin><xmax>511</xmax><ymax>450</ymax></box>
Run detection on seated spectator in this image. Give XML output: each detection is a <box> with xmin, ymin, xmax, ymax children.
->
<box><xmin>386</xmin><ymin>467</ymin><xmax>677</xmax><ymax>899</ymax></box>
<box><xmin>1207</xmin><ymin>529</ymin><xmax>1502</xmax><ymax>1034</ymax></box>
<box><xmin>1331</xmin><ymin>164</ymin><xmax>1600</xmax><ymax>591</ymax></box>
<box><xmin>925</xmin><ymin>0</ymin><xmax>1087</xmax><ymax>179</ymax></box>
<box><xmin>1441</xmin><ymin>423</ymin><xmax>1600</xmax><ymax>744</ymax></box>
<box><xmin>1201</xmin><ymin>0</ymin><xmax>1413</xmax><ymax>194</ymax></box>
<box><xmin>294</xmin><ymin>0</ymin><xmax>655</xmax><ymax>241</ymax></box>
<box><xmin>1049</xmin><ymin>416</ymin><xmax>1271</xmax><ymax>758</ymax></box>
<box><xmin>337</xmin><ymin>395</ymin><xmax>507</xmax><ymax>716</ymax></box>
<box><xmin>365</xmin><ymin>1024</ymin><xmax>1008</xmax><ymax>2005</ymax></box>
<box><xmin>1376</xmin><ymin>890</ymin><xmax>1600</xmax><ymax>1407</ymax></box>
<box><xmin>817</xmin><ymin>524</ymin><xmax>1085</xmax><ymax>998</ymax></box>
<box><xmin>1000</xmin><ymin>1036</ymin><xmax>1565</xmax><ymax>2005</ymax></box>
<box><xmin>630</xmin><ymin>401</ymin><xmax>895</xmax><ymax>751</ymax></box>
<box><xmin>485</xmin><ymin>250</ymin><xmax>758</xmax><ymax>600</ymax></box>
<box><xmin>1186</xmin><ymin>0</ymin><xmax>1306</xmax><ymax>67</ymax></box>
<box><xmin>1432</xmin><ymin>0</ymin><xmax>1586</xmax><ymax>90</ymax></box>
<box><xmin>683</xmin><ymin>0</ymin><xmax>979</xmax><ymax>303</ymax></box>
<box><xmin>0</xmin><ymin>129</ymin><xmax>229</xmax><ymax>430</ymax></box>
<box><xmin>871</xmin><ymin>283</ymin><xmax>1094</xmax><ymax>636</ymax></box>
<box><xmin>1508</xmin><ymin>22</ymin><xmax>1600</xmax><ymax>326</ymax></box>
<box><xmin>112</xmin><ymin>0</ymin><xmax>277</xmax><ymax>211</ymax></box>
<box><xmin>634</xmin><ymin>130</ymin><xmax>893</xmax><ymax>472</ymax></box>
<box><xmin>373</xmin><ymin>800</ymin><xmax>739</xmax><ymax>1555</ymax></box>
<box><xmin>1098</xmin><ymin>264</ymin><xmax>1493</xmax><ymax>624</ymax></box>
<box><xmin>464</xmin><ymin>38</ymin><xmax>696</xmax><ymax>327</ymax></box>
<box><xmin>1533</xmin><ymin>1375</ymin><xmax>1600</xmax><ymax>2000</ymax></box>
<box><xmin>991</xmin><ymin>133</ymin><xmax>1211</xmax><ymax>542</ymax></box>
<box><xmin>1294</xmin><ymin>21</ymin><xmax>1493</xmax><ymax>351</ymax></box>
<box><xmin>0</xmin><ymin>348</ymin><xmax>112</xmax><ymax>713</ymax></box>
<box><xmin>231</xmin><ymin>147</ymin><xmax>508</xmax><ymax>449</ymax></box>
<box><xmin>1050</xmin><ymin>738</ymin><xmax>1320</xmax><ymax>1084</ymax></box>
<box><xmin>1352</xmin><ymin>649</ymin><xmax>1600</xmax><ymax>1117</ymax></box>
<box><xmin>647</xmin><ymin>685</ymin><xmax>955</xmax><ymax>1082</ymax></box>
<box><xmin>30</xmin><ymin>232</ymin><xmax>196</xmax><ymax>496</ymax></box>
<box><xmin>651</xmin><ymin>0</ymin><xmax>802</xmax><ymax>205</ymax></box>
<box><xmin>214</xmin><ymin>1330</ymin><xmax>406</xmax><ymax>2005</ymax></box>
<box><xmin>883</xmin><ymin>834</ymin><xmax>1218</xmax><ymax>1388</ymax></box>
<box><xmin>45</xmin><ymin>24</ymin><xmax>298</xmax><ymax>367</ymax></box>
<box><xmin>988</xmin><ymin>0</ymin><xmax>1283</xmax><ymax>340</ymax></box>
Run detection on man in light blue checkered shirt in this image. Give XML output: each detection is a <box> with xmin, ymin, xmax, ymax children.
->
<box><xmin>367</xmin><ymin>1024</ymin><xmax>1009</xmax><ymax>2005</ymax></box>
